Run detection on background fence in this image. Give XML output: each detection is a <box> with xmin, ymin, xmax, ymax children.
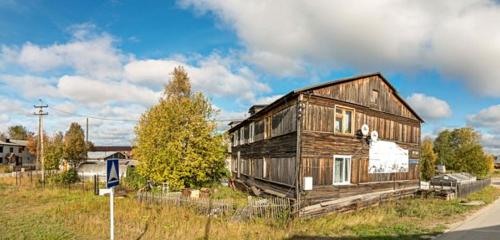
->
<box><xmin>456</xmin><ymin>178</ymin><xmax>491</xmax><ymax>198</ymax></box>
<box><xmin>137</xmin><ymin>191</ymin><xmax>292</xmax><ymax>220</ymax></box>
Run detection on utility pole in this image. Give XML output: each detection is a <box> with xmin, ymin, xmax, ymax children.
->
<box><xmin>34</xmin><ymin>99</ymin><xmax>48</xmax><ymax>184</ymax></box>
<box><xmin>86</xmin><ymin>117</ymin><xmax>89</xmax><ymax>143</ymax></box>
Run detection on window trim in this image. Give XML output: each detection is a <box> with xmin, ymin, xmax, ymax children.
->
<box><xmin>334</xmin><ymin>105</ymin><xmax>355</xmax><ymax>136</ymax></box>
<box><xmin>370</xmin><ymin>89</ymin><xmax>379</xmax><ymax>104</ymax></box>
<box><xmin>249</xmin><ymin>122</ymin><xmax>255</xmax><ymax>143</ymax></box>
<box><xmin>333</xmin><ymin>155</ymin><xmax>352</xmax><ymax>185</ymax></box>
<box><xmin>239</xmin><ymin>127</ymin><xmax>245</xmax><ymax>145</ymax></box>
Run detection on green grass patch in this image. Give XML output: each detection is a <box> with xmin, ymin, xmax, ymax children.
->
<box><xmin>0</xmin><ymin>177</ymin><xmax>499</xmax><ymax>240</ymax></box>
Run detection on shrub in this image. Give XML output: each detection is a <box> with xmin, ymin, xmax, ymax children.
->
<box><xmin>48</xmin><ymin>169</ymin><xmax>79</xmax><ymax>185</ymax></box>
<box><xmin>123</xmin><ymin>166</ymin><xmax>146</xmax><ymax>190</ymax></box>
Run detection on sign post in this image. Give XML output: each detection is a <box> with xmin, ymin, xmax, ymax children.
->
<box><xmin>100</xmin><ymin>159</ymin><xmax>120</xmax><ymax>240</ymax></box>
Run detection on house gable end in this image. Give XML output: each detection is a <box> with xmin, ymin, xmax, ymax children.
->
<box><xmin>306</xmin><ymin>74</ymin><xmax>422</xmax><ymax>122</ymax></box>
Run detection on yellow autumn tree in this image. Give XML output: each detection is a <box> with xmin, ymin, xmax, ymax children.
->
<box><xmin>134</xmin><ymin>66</ymin><xmax>227</xmax><ymax>190</ymax></box>
<box><xmin>420</xmin><ymin>138</ymin><xmax>437</xmax><ymax>181</ymax></box>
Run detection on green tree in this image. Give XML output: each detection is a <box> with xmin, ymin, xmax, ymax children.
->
<box><xmin>434</xmin><ymin>128</ymin><xmax>491</xmax><ymax>178</ymax></box>
<box><xmin>8</xmin><ymin>125</ymin><xmax>29</xmax><ymax>140</ymax></box>
<box><xmin>134</xmin><ymin>66</ymin><xmax>227</xmax><ymax>191</ymax></box>
<box><xmin>45</xmin><ymin>132</ymin><xmax>64</xmax><ymax>170</ymax></box>
<box><xmin>420</xmin><ymin>138</ymin><xmax>436</xmax><ymax>181</ymax></box>
<box><xmin>63</xmin><ymin>123</ymin><xmax>86</xmax><ymax>168</ymax></box>
<box><xmin>433</xmin><ymin>130</ymin><xmax>455</xmax><ymax>168</ymax></box>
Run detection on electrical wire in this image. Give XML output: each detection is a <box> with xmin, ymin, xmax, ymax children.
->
<box><xmin>51</xmin><ymin>107</ymin><xmax>243</xmax><ymax>123</ymax></box>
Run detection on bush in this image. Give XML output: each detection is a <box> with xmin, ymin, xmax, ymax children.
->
<box><xmin>48</xmin><ymin>169</ymin><xmax>79</xmax><ymax>185</ymax></box>
<box><xmin>123</xmin><ymin>166</ymin><xmax>146</xmax><ymax>190</ymax></box>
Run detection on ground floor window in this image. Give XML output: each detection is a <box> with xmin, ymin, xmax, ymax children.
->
<box><xmin>333</xmin><ymin>155</ymin><xmax>351</xmax><ymax>185</ymax></box>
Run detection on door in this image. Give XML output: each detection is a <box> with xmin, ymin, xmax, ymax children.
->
<box><xmin>333</xmin><ymin>155</ymin><xmax>351</xmax><ymax>185</ymax></box>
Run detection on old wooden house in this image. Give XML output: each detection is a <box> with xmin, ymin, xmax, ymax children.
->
<box><xmin>228</xmin><ymin>73</ymin><xmax>424</xmax><ymax>213</ymax></box>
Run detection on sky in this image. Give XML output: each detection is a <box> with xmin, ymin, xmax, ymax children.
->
<box><xmin>0</xmin><ymin>0</ymin><xmax>499</xmax><ymax>154</ymax></box>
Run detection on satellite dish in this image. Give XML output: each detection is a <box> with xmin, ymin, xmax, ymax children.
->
<box><xmin>361</xmin><ymin>124</ymin><xmax>369</xmax><ymax>136</ymax></box>
<box><xmin>370</xmin><ymin>130</ymin><xmax>379</xmax><ymax>142</ymax></box>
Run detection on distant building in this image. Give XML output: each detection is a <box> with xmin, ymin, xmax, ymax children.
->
<box><xmin>0</xmin><ymin>138</ymin><xmax>36</xmax><ymax>168</ymax></box>
<box><xmin>87</xmin><ymin>146</ymin><xmax>132</xmax><ymax>161</ymax></box>
<box><xmin>79</xmin><ymin>146</ymin><xmax>136</xmax><ymax>180</ymax></box>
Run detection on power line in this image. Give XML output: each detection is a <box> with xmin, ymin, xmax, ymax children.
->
<box><xmin>51</xmin><ymin>107</ymin><xmax>244</xmax><ymax>123</ymax></box>
<box><xmin>51</xmin><ymin>108</ymin><xmax>138</xmax><ymax>122</ymax></box>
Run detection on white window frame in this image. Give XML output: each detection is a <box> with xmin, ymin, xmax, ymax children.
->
<box><xmin>237</xmin><ymin>151</ymin><xmax>241</xmax><ymax>178</ymax></box>
<box><xmin>334</xmin><ymin>105</ymin><xmax>355</xmax><ymax>135</ymax></box>
<box><xmin>249</xmin><ymin>122</ymin><xmax>255</xmax><ymax>143</ymax></box>
<box><xmin>263</xmin><ymin>157</ymin><xmax>267</xmax><ymax>179</ymax></box>
<box><xmin>239</xmin><ymin>127</ymin><xmax>245</xmax><ymax>145</ymax></box>
<box><xmin>233</xmin><ymin>132</ymin><xmax>238</xmax><ymax>146</ymax></box>
<box><xmin>333</xmin><ymin>155</ymin><xmax>352</xmax><ymax>185</ymax></box>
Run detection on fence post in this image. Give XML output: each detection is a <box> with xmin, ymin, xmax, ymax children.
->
<box><xmin>94</xmin><ymin>175</ymin><xmax>98</xmax><ymax>195</ymax></box>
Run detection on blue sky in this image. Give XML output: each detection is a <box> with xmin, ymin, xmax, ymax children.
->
<box><xmin>0</xmin><ymin>0</ymin><xmax>499</xmax><ymax>154</ymax></box>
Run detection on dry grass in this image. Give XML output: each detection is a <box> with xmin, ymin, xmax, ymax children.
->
<box><xmin>0</xmin><ymin>176</ymin><xmax>499</xmax><ymax>240</ymax></box>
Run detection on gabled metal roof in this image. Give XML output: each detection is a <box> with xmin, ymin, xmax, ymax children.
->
<box><xmin>228</xmin><ymin>72</ymin><xmax>424</xmax><ymax>132</ymax></box>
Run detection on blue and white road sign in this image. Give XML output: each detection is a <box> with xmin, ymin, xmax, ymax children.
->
<box><xmin>106</xmin><ymin>159</ymin><xmax>120</xmax><ymax>188</ymax></box>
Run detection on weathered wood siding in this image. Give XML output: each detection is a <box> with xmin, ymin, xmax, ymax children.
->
<box><xmin>310</xmin><ymin>75</ymin><xmax>419</xmax><ymax>121</ymax></box>
<box><xmin>301</xmin><ymin>95</ymin><xmax>420</xmax><ymax>187</ymax></box>
<box><xmin>299</xmin><ymin>78</ymin><xmax>421</xmax><ymax>202</ymax></box>
<box><xmin>231</xmin><ymin>100</ymin><xmax>298</xmax><ymax>187</ymax></box>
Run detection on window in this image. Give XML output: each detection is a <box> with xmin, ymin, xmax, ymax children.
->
<box><xmin>233</xmin><ymin>131</ymin><xmax>239</xmax><ymax>146</ymax></box>
<box><xmin>263</xmin><ymin>157</ymin><xmax>268</xmax><ymax>179</ymax></box>
<box><xmin>237</xmin><ymin>151</ymin><xmax>241</xmax><ymax>178</ymax></box>
<box><xmin>371</xmin><ymin>89</ymin><xmax>379</xmax><ymax>104</ymax></box>
<box><xmin>264</xmin><ymin>116</ymin><xmax>272</xmax><ymax>139</ymax></box>
<box><xmin>334</xmin><ymin>106</ymin><xmax>354</xmax><ymax>135</ymax></box>
<box><xmin>333</xmin><ymin>155</ymin><xmax>351</xmax><ymax>185</ymax></box>
<box><xmin>248</xmin><ymin>122</ymin><xmax>255</xmax><ymax>143</ymax></box>
<box><xmin>0</xmin><ymin>146</ymin><xmax>3</xmax><ymax>153</ymax></box>
<box><xmin>239</xmin><ymin>127</ymin><xmax>245</xmax><ymax>145</ymax></box>
<box><xmin>19</xmin><ymin>147</ymin><xmax>23</xmax><ymax>153</ymax></box>
<box><xmin>9</xmin><ymin>147</ymin><xmax>13</xmax><ymax>153</ymax></box>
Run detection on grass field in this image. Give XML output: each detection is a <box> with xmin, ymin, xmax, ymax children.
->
<box><xmin>0</xmin><ymin>177</ymin><xmax>499</xmax><ymax>240</ymax></box>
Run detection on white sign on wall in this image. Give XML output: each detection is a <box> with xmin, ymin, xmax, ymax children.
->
<box><xmin>369</xmin><ymin>140</ymin><xmax>409</xmax><ymax>173</ymax></box>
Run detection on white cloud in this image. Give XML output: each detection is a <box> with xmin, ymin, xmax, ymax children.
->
<box><xmin>180</xmin><ymin>0</ymin><xmax>500</xmax><ymax>96</ymax></box>
<box><xmin>1</xmin><ymin>75</ymin><xmax>60</xmax><ymax>99</ymax></box>
<box><xmin>57</xmin><ymin>75</ymin><xmax>160</xmax><ymax>106</ymax></box>
<box><xmin>0</xmin><ymin>23</ymin><xmax>275</xmax><ymax>145</ymax></box>
<box><xmin>481</xmin><ymin>133</ymin><xmax>500</xmax><ymax>155</ymax></box>
<box><xmin>406</xmin><ymin>93</ymin><xmax>452</xmax><ymax>120</ymax></box>
<box><xmin>253</xmin><ymin>94</ymin><xmax>283</xmax><ymax>105</ymax></box>
<box><xmin>125</xmin><ymin>54</ymin><xmax>271</xmax><ymax>102</ymax></box>
<box><xmin>2</xmin><ymin>24</ymin><xmax>125</xmax><ymax>79</ymax></box>
<box><xmin>467</xmin><ymin>104</ymin><xmax>500</xmax><ymax>133</ymax></box>
<box><xmin>0</xmin><ymin>96</ymin><xmax>28</xmax><ymax>114</ymax></box>
<box><xmin>468</xmin><ymin>105</ymin><xmax>500</xmax><ymax>155</ymax></box>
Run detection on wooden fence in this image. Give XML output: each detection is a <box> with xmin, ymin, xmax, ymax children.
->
<box><xmin>456</xmin><ymin>178</ymin><xmax>491</xmax><ymax>198</ymax></box>
<box><xmin>136</xmin><ymin>191</ymin><xmax>292</xmax><ymax>220</ymax></box>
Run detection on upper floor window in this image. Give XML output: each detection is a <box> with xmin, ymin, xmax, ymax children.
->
<box><xmin>371</xmin><ymin>89</ymin><xmax>379</xmax><ymax>104</ymax></box>
<box><xmin>334</xmin><ymin>106</ymin><xmax>354</xmax><ymax>135</ymax></box>
<box><xmin>248</xmin><ymin>122</ymin><xmax>255</xmax><ymax>143</ymax></box>
<box><xmin>239</xmin><ymin>127</ymin><xmax>245</xmax><ymax>145</ymax></box>
<box><xmin>0</xmin><ymin>146</ymin><xmax>3</xmax><ymax>153</ymax></box>
<box><xmin>233</xmin><ymin>131</ymin><xmax>239</xmax><ymax>146</ymax></box>
<box><xmin>10</xmin><ymin>147</ymin><xmax>13</xmax><ymax>153</ymax></box>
